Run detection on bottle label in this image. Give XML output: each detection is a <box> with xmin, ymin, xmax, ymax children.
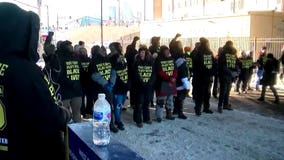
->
<box><xmin>93</xmin><ymin>111</ymin><xmax>103</xmax><ymax>121</ymax></box>
<box><xmin>106</xmin><ymin>112</ymin><xmax>111</xmax><ymax>119</ymax></box>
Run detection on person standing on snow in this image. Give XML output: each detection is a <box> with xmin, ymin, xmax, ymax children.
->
<box><xmin>257</xmin><ymin>53</ymin><xmax>280</xmax><ymax>104</ymax></box>
<box><xmin>154</xmin><ymin>45</ymin><xmax>177</xmax><ymax>122</ymax></box>
<box><xmin>132</xmin><ymin>46</ymin><xmax>156</xmax><ymax>127</ymax></box>
<box><xmin>218</xmin><ymin>40</ymin><xmax>240</xmax><ymax>113</ymax></box>
<box><xmin>192</xmin><ymin>37</ymin><xmax>215</xmax><ymax>116</ymax></box>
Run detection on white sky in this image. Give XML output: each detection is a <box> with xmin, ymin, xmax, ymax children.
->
<box><xmin>0</xmin><ymin>0</ymin><xmax>144</xmax><ymax>25</ymax></box>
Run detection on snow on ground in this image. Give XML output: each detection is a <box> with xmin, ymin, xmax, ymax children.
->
<box><xmin>111</xmin><ymin>97</ymin><xmax>284</xmax><ymax>160</ymax></box>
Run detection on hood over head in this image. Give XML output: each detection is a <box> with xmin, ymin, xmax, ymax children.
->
<box><xmin>0</xmin><ymin>2</ymin><xmax>40</xmax><ymax>62</ymax></box>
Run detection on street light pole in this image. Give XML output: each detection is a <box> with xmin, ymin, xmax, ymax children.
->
<box><xmin>101</xmin><ymin>0</ymin><xmax>103</xmax><ymax>46</ymax></box>
<box><xmin>46</xmin><ymin>5</ymin><xmax>49</xmax><ymax>30</ymax></box>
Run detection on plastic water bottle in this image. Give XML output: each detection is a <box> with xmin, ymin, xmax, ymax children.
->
<box><xmin>93</xmin><ymin>93</ymin><xmax>111</xmax><ymax>146</ymax></box>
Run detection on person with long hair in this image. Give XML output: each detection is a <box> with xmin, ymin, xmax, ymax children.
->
<box><xmin>171</xmin><ymin>40</ymin><xmax>190</xmax><ymax>119</ymax></box>
<box><xmin>132</xmin><ymin>45</ymin><xmax>156</xmax><ymax>127</ymax></box>
<box><xmin>154</xmin><ymin>45</ymin><xmax>177</xmax><ymax>122</ymax></box>
<box><xmin>192</xmin><ymin>37</ymin><xmax>215</xmax><ymax>116</ymax></box>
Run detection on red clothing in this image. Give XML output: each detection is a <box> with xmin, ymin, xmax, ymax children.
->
<box><xmin>155</xmin><ymin>57</ymin><xmax>177</xmax><ymax>96</ymax></box>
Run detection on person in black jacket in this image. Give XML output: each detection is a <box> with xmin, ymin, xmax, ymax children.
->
<box><xmin>133</xmin><ymin>45</ymin><xmax>156</xmax><ymax>127</ymax></box>
<box><xmin>125</xmin><ymin>36</ymin><xmax>139</xmax><ymax>108</ymax></box>
<box><xmin>192</xmin><ymin>37</ymin><xmax>215</xmax><ymax>116</ymax></box>
<box><xmin>171</xmin><ymin>40</ymin><xmax>189</xmax><ymax>119</ymax></box>
<box><xmin>256</xmin><ymin>46</ymin><xmax>267</xmax><ymax>91</ymax></box>
<box><xmin>0</xmin><ymin>3</ymin><xmax>70</xmax><ymax>160</ymax></box>
<box><xmin>190</xmin><ymin>42</ymin><xmax>200</xmax><ymax>99</ymax></box>
<box><xmin>236</xmin><ymin>51</ymin><xmax>254</xmax><ymax>94</ymax></box>
<box><xmin>218</xmin><ymin>40</ymin><xmax>239</xmax><ymax>113</ymax></box>
<box><xmin>154</xmin><ymin>45</ymin><xmax>177</xmax><ymax>122</ymax></box>
<box><xmin>148</xmin><ymin>36</ymin><xmax>161</xmax><ymax>107</ymax></box>
<box><xmin>280</xmin><ymin>45</ymin><xmax>284</xmax><ymax>80</ymax></box>
<box><xmin>88</xmin><ymin>45</ymin><xmax>118</xmax><ymax>132</ymax></box>
<box><xmin>57</xmin><ymin>40</ymin><xmax>83</xmax><ymax>123</ymax></box>
<box><xmin>257</xmin><ymin>53</ymin><xmax>279</xmax><ymax>103</ymax></box>
<box><xmin>108</xmin><ymin>42</ymin><xmax>129</xmax><ymax>130</ymax></box>
<box><xmin>42</xmin><ymin>32</ymin><xmax>62</xmax><ymax>100</ymax></box>
<box><xmin>77</xmin><ymin>47</ymin><xmax>91</xmax><ymax>118</ymax></box>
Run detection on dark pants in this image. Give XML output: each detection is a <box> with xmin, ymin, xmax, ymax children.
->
<box><xmin>129</xmin><ymin>74</ymin><xmax>136</xmax><ymax>107</ymax></box>
<box><xmin>218</xmin><ymin>77</ymin><xmax>233</xmax><ymax>107</ymax></box>
<box><xmin>261</xmin><ymin>85</ymin><xmax>279</xmax><ymax>100</ymax></box>
<box><xmin>173</xmin><ymin>89</ymin><xmax>188</xmax><ymax>114</ymax></box>
<box><xmin>133</xmin><ymin>90</ymin><xmax>151</xmax><ymax>123</ymax></box>
<box><xmin>194</xmin><ymin>82</ymin><xmax>212</xmax><ymax>111</ymax></box>
<box><xmin>86</xmin><ymin>91</ymin><xmax>97</xmax><ymax>115</ymax></box>
<box><xmin>212</xmin><ymin>76</ymin><xmax>219</xmax><ymax>97</ymax></box>
<box><xmin>80</xmin><ymin>87</ymin><xmax>87</xmax><ymax>116</ymax></box>
<box><xmin>236</xmin><ymin>72</ymin><xmax>249</xmax><ymax>92</ymax></box>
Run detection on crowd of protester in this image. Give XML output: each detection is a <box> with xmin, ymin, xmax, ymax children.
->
<box><xmin>42</xmin><ymin>32</ymin><xmax>283</xmax><ymax>132</ymax></box>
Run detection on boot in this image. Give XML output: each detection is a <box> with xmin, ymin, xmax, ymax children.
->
<box><xmin>223</xmin><ymin>104</ymin><xmax>233</xmax><ymax>110</ymax></box>
<box><xmin>217</xmin><ymin>106</ymin><xmax>223</xmax><ymax>113</ymax></box>
<box><xmin>110</xmin><ymin>112</ymin><xmax>119</xmax><ymax>133</ymax></box>
<box><xmin>194</xmin><ymin>106</ymin><xmax>201</xmax><ymax>116</ymax></box>
<box><xmin>172</xmin><ymin>108</ymin><xmax>178</xmax><ymax>115</ymax></box>
<box><xmin>178</xmin><ymin>112</ymin><xmax>187</xmax><ymax>119</ymax></box>
<box><xmin>166</xmin><ymin>109</ymin><xmax>175</xmax><ymax>120</ymax></box>
<box><xmin>178</xmin><ymin>105</ymin><xmax>187</xmax><ymax>119</ymax></box>
<box><xmin>257</xmin><ymin>97</ymin><xmax>264</xmax><ymax>102</ymax></box>
<box><xmin>110</xmin><ymin>123</ymin><xmax>119</xmax><ymax>133</ymax></box>
<box><xmin>274</xmin><ymin>96</ymin><xmax>279</xmax><ymax>104</ymax></box>
<box><xmin>203</xmin><ymin>106</ymin><xmax>213</xmax><ymax>114</ymax></box>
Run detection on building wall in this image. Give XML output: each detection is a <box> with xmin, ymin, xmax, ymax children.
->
<box><xmin>152</xmin><ymin>0</ymin><xmax>283</xmax><ymax>20</ymax></box>
<box><xmin>153</xmin><ymin>0</ymin><xmax>162</xmax><ymax>19</ymax></box>
<box><xmin>140</xmin><ymin>14</ymin><xmax>251</xmax><ymax>39</ymax></box>
<box><xmin>250</xmin><ymin>11</ymin><xmax>284</xmax><ymax>38</ymax></box>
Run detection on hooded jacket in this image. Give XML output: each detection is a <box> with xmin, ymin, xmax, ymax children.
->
<box><xmin>154</xmin><ymin>53</ymin><xmax>177</xmax><ymax>96</ymax></box>
<box><xmin>192</xmin><ymin>47</ymin><xmax>215</xmax><ymax>83</ymax></box>
<box><xmin>218</xmin><ymin>45</ymin><xmax>240</xmax><ymax>81</ymax></box>
<box><xmin>0</xmin><ymin>3</ymin><xmax>70</xmax><ymax>160</ymax></box>
<box><xmin>133</xmin><ymin>54</ymin><xmax>156</xmax><ymax>92</ymax></box>
<box><xmin>88</xmin><ymin>50</ymin><xmax>116</xmax><ymax>93</ymax></box>
<box><xmin>109</xmin><ymin>53</ymin><xmax>129</xmax><ymax>95</ymax></box>
<box><xmin>57</xmin><ymin>41</ymin><xmax>82</xmax><ymax>100</ymax></box>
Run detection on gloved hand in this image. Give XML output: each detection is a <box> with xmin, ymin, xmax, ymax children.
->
<box><xmin>104</xmin><ymin>82</ymin><xmax>113</xmax><ymax>92</ymax></box>
<box><xmin>181</xmin><ymin>77</ymin><xmax>190</xmax><ymax>90</ymax></box>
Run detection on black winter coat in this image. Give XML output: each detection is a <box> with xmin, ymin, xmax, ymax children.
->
<box><xmin>57</xmin><ymin>51</ymin><xmax>82</xmax><ymax>100</ymax></box>
<box><xmin>262</xmin><ymin>57</ymin><xmax>278</xmax><ymax>85</ymax></box>
<box><xmin>0</xmin><ymin>3</ymin><xmax>69</xmax><ymax>160</ymax></box>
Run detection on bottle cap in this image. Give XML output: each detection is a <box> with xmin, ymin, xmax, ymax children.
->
<box><xmin>98</xmin><ymin>93</ymin><xmax>105</xmax><ymax>99</ymax></box>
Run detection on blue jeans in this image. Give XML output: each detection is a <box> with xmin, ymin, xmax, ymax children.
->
<box><xmin>256</xmin><ymin>69</ymin><xmax>263</xmax><ymax>89</ymax></box>
<box><xmin>113</xmin><ymin>94</ymin><xmax>126</xmax><ymax>124</ymax></box>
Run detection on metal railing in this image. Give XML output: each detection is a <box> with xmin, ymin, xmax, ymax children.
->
<box><xmin>140</xmin><ymin>37</ymin><xmax>284</xmax><ymax>60</ymax></box>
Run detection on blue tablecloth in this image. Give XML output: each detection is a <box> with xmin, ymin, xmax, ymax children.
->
<box><xmin>68</xmin><ymin>122</ymin><xmax>144</xmax><ymax>160</ymax></box>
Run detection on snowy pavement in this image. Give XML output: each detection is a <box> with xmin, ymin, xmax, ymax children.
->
<box><xmin>111</xmin><ymin>91</ymin><xmax>284</xmax><ymax>160</ymax></box>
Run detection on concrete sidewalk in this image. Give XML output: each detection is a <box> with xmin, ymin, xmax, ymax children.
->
<box><xmin>111</xmin><ymin>90</ymin><xmax>284</xmax><ymax>160</ymax></box>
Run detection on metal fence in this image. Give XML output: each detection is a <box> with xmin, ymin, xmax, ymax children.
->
<box><xmin>141</xmin><ymin>37</ymin><xmax>284</xmax><ymax>61</ymax></box>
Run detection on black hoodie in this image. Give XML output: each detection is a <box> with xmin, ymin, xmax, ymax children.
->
<box><xmin>57</xmin><ymin>41</ymin><xmax>82</xmax><ymax>100</ymax></box>
<box><xmin>88</xmin><ymin>51</ymin><xmax>116</xmax><ymax>93</ymax></box>
<box><xmin>0</xmin><ymin>3</ymin><xmax>70</xmax><ymax>160</ymax></box>
<box><xmin>109</xmin><ymin>53</ymin><xmax>129</xmax><ymax>95</ymax></box>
